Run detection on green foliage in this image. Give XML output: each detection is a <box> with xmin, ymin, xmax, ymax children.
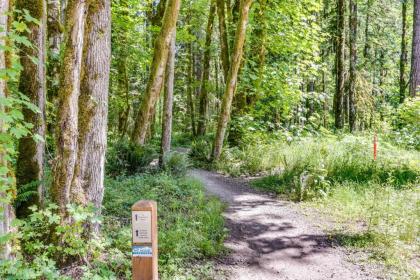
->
<box><xmin>103</xmin><ymin>173</ymin><xmax>226</xmax><ymax>279</ymax></box>
<box><xmin>162</xmin><ymin>151</ymin><xmax>190</xmax><ymax>177</ymax></box>
<box><xmin>106</xmin><ymin>140</ymin><xmax>157</xmax><ymax>177</ymax></box>
<box><xmin>190</xmin><ymin>138</ymin><xmax>212</xmax><ymax>162</ymax></box>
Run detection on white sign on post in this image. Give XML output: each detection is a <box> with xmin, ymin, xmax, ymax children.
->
<box><xmin>132</xmin><ymin>211</ymin><xmax>152</xmax><ymax>244</ymax></box>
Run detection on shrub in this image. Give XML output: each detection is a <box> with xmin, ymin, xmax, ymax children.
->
<box><xmin>106</xmin><ymin>140</ymin><xmax>157</xmax><ymax>176</ymax></box>
<box><xmin>163</xmin><ymin>151</ymin><xmax>190</xmax><ymax>177</ymax></box>
<box><xmin>190</xmin><ymin>138</ymin><xmax>211</xmax><ymax>162</ymax></box>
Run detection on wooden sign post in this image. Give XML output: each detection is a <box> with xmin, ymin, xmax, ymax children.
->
<box><xmin>132</xmin><ymin>200</ymin><xmax>158</xmax><ymax>280</ymax></box>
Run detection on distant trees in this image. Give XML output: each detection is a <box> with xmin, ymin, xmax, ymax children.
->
<box><xmin>348</xmin><ymin>0</ymin><xmax>357</xmax><ymax>132</ymax></box>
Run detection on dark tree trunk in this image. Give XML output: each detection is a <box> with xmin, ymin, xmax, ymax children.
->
<box><xmin>349</xmin><ymin>0</ymin><xmax>357</xmax><ymax>132</ymax></box>
<box><xmin>334</xmin><ymin>0</ymin><xmax>345</xmax><ymax>129</ymax></box>
<box><xmin>410</xmin><ymin>0</ymin><xmax>420</xmax><ymax>97</ymax></box>
<box><xmin>197</xmin><ymin>0</ymin><xmax>216</xmax><ymax>136</ymax></box>
<box><xmin>400</xmin><ymin>0</ymin><xmax>408</xmax><ymax>103</ymax></box>
<box><xmin>15</xmin><ymin>0</ymin><xmax>47</xmax><ymax>217</ymax></box>
<box><xmin>363</xmin><ymin>0</ymin><xmax>371</xmax><ymax>58</ymax></box>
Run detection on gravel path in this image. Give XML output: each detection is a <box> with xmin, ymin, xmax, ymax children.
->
<box><xmin>190</xmin><ymin>169</ymin><xmax>378</xmax><ymax>280</ymax></box>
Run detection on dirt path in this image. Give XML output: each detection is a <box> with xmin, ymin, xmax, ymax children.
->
<box><xmin>190</xmin><ymin>169</ymin><xmax>377</xmax><ymax>280</ymax></box>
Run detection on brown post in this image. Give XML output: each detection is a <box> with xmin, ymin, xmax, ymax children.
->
<box><xmin>132</xmin><ymin>200</ymin><xmax>158</xmax><ymax>280</ymax></box>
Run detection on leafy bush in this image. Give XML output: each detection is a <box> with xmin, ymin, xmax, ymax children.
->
<box><xmin>163</xmin><ymin>151</ymin><xmax>190</xmax><ymax>177</ymax></box>
<box><xmin>190</xmin><ymin>138</ymin><xmax>211</xmax><ymax>162</ymax></box>
<box><xmin>106</xmin><ymin>140</ymin><xmax>157</xmax><ymax>176</ymax></box>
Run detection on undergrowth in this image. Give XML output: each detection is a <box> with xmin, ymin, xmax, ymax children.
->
<box><xmin>0</xmin><ymin>173</ymin><xmax>226</xmax><ymax>279</ymax></box>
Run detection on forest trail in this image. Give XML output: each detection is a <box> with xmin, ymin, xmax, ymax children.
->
<box><xmin>190</xmin><ymin>169</ymin><xmax>377</xmax><ymax>280</ymax></box>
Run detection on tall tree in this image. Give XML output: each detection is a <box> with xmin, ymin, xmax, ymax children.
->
<box><xmin>212</xmin><ymin>0</ymin><xmax>253</xmax><ymax>160</ymax></box>
<box><xmin>334</xmin><ymin>0</ymin><xmax>345</xmax><ymax>129</ymax></box>
<box><xmin>400</xmin><ymin>0</ymin><xmax>408</xmax><ymax>103</ymax></box>
<box><xmin>160</xmin><ymin>31</ymin><xmax>176</xmax><ymax>165</ymax></box>
<box><xmin>0</xmin><ymin>0</ymin><xmax>12</xmax><ymax>260</ymax></box>
<box><xmin>72</xmin><ymin>0</ymin><xmax>111</xmax><ymax>231</ymax></box>
<box><xmin>51</xmin><ymin>0</ymin><xmax>87</xmax><ymax>215</ymax></box>
<box><xmin>197</xmin><ymin>0</ymin><xmax>216</xmax><ymax>136</ymax></box>
<box><xmin>216</xmin><ymin>0</ymin><xmax>230</xmax><ymax>79</ymax></box>
<box><xmin>15</xmin><ymin>0</ymin><xmax>47</xmax><ymax>217</ymax></box>
<box><xmin>187</xmin><ymin>41</ymin><xmax>196</xmax><ymax>136</ymax></box>
<box><xmin>348</xmin><ymin>0</ymin><xmax>357</xmax><ymax>132</ymax></box>
<box><xmin>410</xmin><ymin>0</ymin><xmax>420</xmax><ymax>97</ymax></box>
<box><xmin>131</xmin><ymin>0</ymin><xmax>182</xmax><ymax>145</ymax></box>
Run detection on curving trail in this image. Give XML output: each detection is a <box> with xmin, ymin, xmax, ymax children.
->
<box><xmin>191</xmin><ymin>169</ymin><xmax>378</xmax><ymax>280</ymax></box>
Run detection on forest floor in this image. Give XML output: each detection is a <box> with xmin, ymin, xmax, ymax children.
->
<box><xmin>190</xmin><ymin>169</ymin><xmax>381</xmax><ymax>280</ymax></box>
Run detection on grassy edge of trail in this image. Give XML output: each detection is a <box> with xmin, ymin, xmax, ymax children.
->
<box><xmin>103</xmin><ymin>172</ymin><xmax>227</xmax><ymax>280</ymax></box>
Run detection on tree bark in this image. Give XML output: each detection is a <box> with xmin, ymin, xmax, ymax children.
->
<box><xmin>410</xmin><ymin>0</ymin><xmax>420</xmax><ymax>97</ymax></box>
<box><xmin>0</xmin><ymin>0</ymin><xmax>13</xmax><ymax>260</ymax></box>
<box><xmin>348</xmin><ymin>0</ymin><xmax>357</xmax><ymax>132</ymax></box>
<box><xmin>400</xmin><ymin>0</ymin><xmax>408</xmax><ymax>103</ymax></box>
<box><xmin>71</xmin><ymin>0</ymin><xmax>110</xmax><ymax>233</ymax></box>
<box><xmin>160</xmin><ymin>31</ymin><xmax>176</xmax><ymax>165</ymax></box>
<box><xmin>212</xmin><ymin>0</ymin><xmax>253</xmax><ymax>160</ymax></box>
<box><xmin>15</xmin><ymin>0</ymin><xmax>47</xmax><ymax>217</ymax></box>
<box><xmin>131</xmin><ymin>0</ymin><xmax>181</xmax><ymax>146</ymax></box>
<box><xmin>216</xmin><ymin>0</ymin><xmax>230</xmax><ymax>79</ymax></box>
<box><xmin>187</xmin><ymin>42</ymin><xmax>196</xmax><ymax>136</ymax></box>
<box><xmin>334</xmin><ymin>0</ymin><xmax>345</xmax><ymax>129</ymax></box>
<box><xmin>51</xmin><ymin>0</ymin><xmax>87</xmax><ymax>215</ymax></box>
<box><xmin>363</xmin><ymin>0</ymin><xmax>371</xmax><ymax>58</ymax></box>
<box><xmin>197</xmin><ymin>0</ymin><xmax>216</xmax><ymax>136</ymax></box>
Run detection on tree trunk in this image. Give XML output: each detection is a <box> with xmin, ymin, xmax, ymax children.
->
<box><xmin>334</xmin><ymin>0</ymin><xmax>345</xmax><ymax>129</ymax></box>
<box><xmin>212</xmin><ymin>0</ymin><xmax>253</xmax><ymax>160</ymax></box>
<box><xmin>411</xmin><ymin>0</ymin><xmax>420</xmax><ymax>97</ymax></box>
<box><xmin>117</xmin><ymin>56</ymin><xmax>130</xmax><ymax>137</ymax></box>
<box><xmin>131</xmin><ymin>0</ymin><xmax>181</xmax><ymax>146</ymax></box>
<box><xmin>51</xmin><ymin>0</ymin><xmax>87</xmax><ymax>215</ymax></box>
<box><xmin>216</xmin><ymin>0</ymin><xmax>230</xmax><ymax>79</ymax></box>
<box><xmin>0</xmin><ymin>0</ymin><xmax>13</xmax><ymax>260</ymax></box>
<box><xmin>15</xmin><ymin>0</ymin><xmax>47</xmax><ymax>217</ymax></box>
<box><xmin>187</xmin><ymin>42</ymin><xmax>196</xmax><ymax>136</ymax></box>
<box><xmin>197</xmin><ymin>0</ymin><xmax>216</xmax><ymax>136</ymax></box>
<box><xmin>46</xmin><ymin>0</ymin><xmax>62</xmax><ymax>100</ymax></box>
<box><xmin>348</xmin><ymin>0</ymin><xmax>357</xmax><ymax>132</ymax></box>
<box><xmin>363</xmin><ymin>0</ymin><xmax>371</xmax><ymax>58</ymax></box>
<box><xmin>160</xmin><ymin>31</ymin><xmax>176</xmax><ymax>165</ymax></box>
<box><xmin>400</xmin><ymin>0</ymin><xmax>408</xmax><ymax>103</ymax></box>
<box><xmin>71</xmin><ymin>0</ymin><xmax>110</xmax><ymax>233</ymax></box>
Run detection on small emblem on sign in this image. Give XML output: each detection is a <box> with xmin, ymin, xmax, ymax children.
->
<box><xmin>132</xmin><ymin>245</ymin><xmax>153</xmax><ymax>257</ymax></box>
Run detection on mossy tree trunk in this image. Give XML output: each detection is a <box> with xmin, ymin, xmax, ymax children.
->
<box><xmin>131</xmin><ymin>0</ymin><xmax>182</xmax><ymax>146</ymax></box>
<box><xmin>71</xmin><ymin>0</ymin><xmax>110</xmax><ymax>233</ymax></box>
<box><xmin>216</xmin><ymin>0</ymin><xmax>230</xmax><ymax>79</ymax></box>
<box><xmin>187</xmin><ymin>41</ymin><xmax>197</xmax><ymax>136</ymax></box>
<box><xmin>51</xmin><ymin>0</ymin><xmax>87</xmax><ymax>215</ymax></box>
<box><xmin>160</xmin><ymin>31</ymin><xmax>176</xmax><ymax>166</ymax></box>
<box><xmin>15</xmin><ymin>0</ymin><xmax>47</xmax><ymax>218</ymax></box>
<box><xmin>212</xmin><ymin>0</ymin><xmax>253</xmax><ymax>160</ymax></box>
<box><xmin>0</xmin><ymin>0</ymin><xmax>13</xmax><ymax>260</ymax></box>
<box><xmin>197</xmin><ymin>0</ymin><xmax>216</xmax><ymax>136</ymax></box>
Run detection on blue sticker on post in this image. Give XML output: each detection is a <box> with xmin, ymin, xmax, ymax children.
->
<box><xmin>132</xmin><ymin>245</ymin><xmax>153</xmax><ymax>257</ymax></box>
